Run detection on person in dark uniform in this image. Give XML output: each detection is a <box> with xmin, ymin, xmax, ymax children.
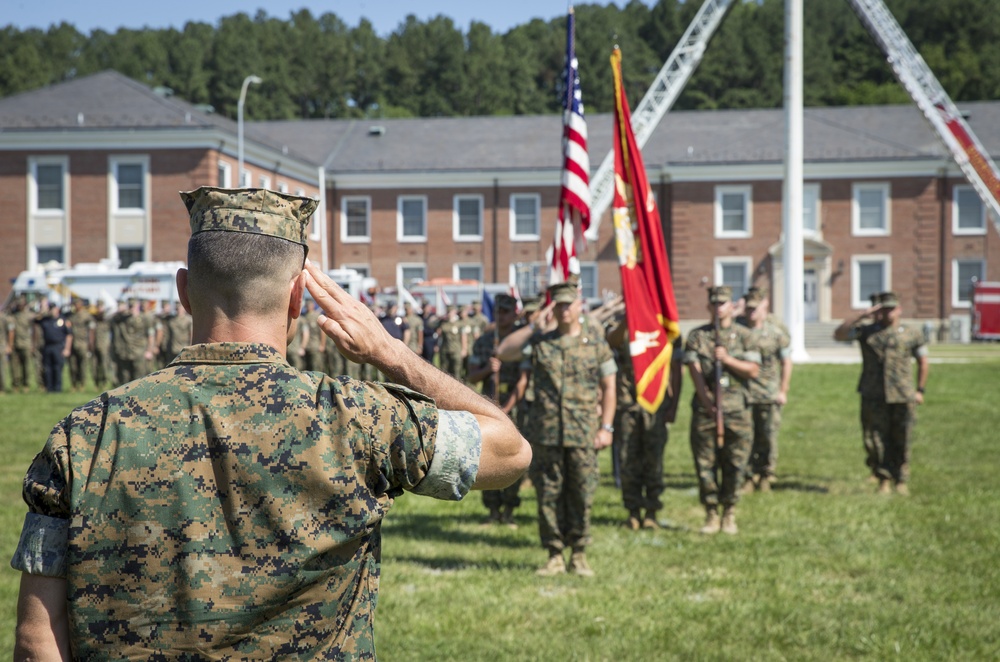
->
<box><xmin>36</xmin><ymin>304</ymin><xmax>73</xmax><ymax>393</ymax></box>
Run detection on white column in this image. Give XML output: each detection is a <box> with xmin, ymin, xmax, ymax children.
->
<box><xmin>783</xmin><ymin>0</ymin><xmax>808</xmax><ymax>361</ymax></box>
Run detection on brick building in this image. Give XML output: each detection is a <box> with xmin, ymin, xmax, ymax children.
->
<box><xmin>2</xmin><ymin>71</ymin><xmax>998</xmax><ymax>331</ymax></box>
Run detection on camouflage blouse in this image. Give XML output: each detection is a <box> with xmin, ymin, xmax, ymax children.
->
<box><xmin>684</xmin><ymin>322</ymin><xmax>762</xmax><ymax>414</ymax></box>
<box><xmin>12</xmin><ymin>342</ymin><xmax>480</xmax><ymax>660</ymax></box>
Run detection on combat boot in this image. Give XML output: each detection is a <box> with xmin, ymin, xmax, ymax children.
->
<box><xmin>536</xmin><ymin>551</ymin><xmax>566</xmax><ymax>577</ymax></box>
<box><xmin>642</xmin><ymin>510</ymin><xmax>660</xmax><ymax>530</ymax></box>
<box><xmin>481</xmin><ymin>507</ymin><xmax>501</xmax><ymax>526</ymax></box>
<box><xmin>757</xmin><ymin>476</ymin><xmax>772</xmax><ymax>493</ymax></box>
<box><xmin>895</xmin><ymin>482</ymin><xmax>910</xmax><ymax>497</ymax></box>
<box><xmin>625</xmin><ymin>511</ymin><xmax>641</xmax><ymax>531</ymax></box>
<box><xmin>501</xmin><ymin>505</ymin><xmax>518</xmax><ymax>528</ymax></box>
<box><xmin>569</xmin><ymin>549</ymin><xmax>595</xmax><ymax>578</ymax></box>
<box><xmin>877</xmin><ymin>479</ymin><xmax>892</xmax><ymax>495</ymax></box>
<box><xmin>721</xmin><ymin>506</ymin><xmax>738</xmax><ymax>535</ymax></box>
<box><xmin>699</xmin><ymin>506</ymin><xmax>720</xmax><ymax>535</ymax></box>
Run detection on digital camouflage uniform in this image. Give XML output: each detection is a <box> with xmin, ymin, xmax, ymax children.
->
<box><xmin>844</xmin><ymin>321</ymin><xmax>886</xmax><ymax>476</ymax></box>
<box><xmin>0</xmin><ymin>310</ymin><xmax>11</xmax><ymax>393</ymax></box>
<box><xmin>613</xmin><ymin>333</ymin><xmax>681</xmax><ymax>518</ymax></box>
<box><xmin>524</xmin><ymin>320</ymin><xmax>617</xmax><ymax>554</ymax></box>
<box><xmin>467</xmin><ymin>310</ymin><xmax>489</xmax><ymax>341</ymax></box>
<box><xmin>737</xmin><ymin>313</ymin><xmax>791</xmax><ymax>482</ymax></box>
<box><xmin>684</xmin><ymin>323</ymin><xmax>761</xmax><ymax>508</ymax></box>
<box><xmin>286</xmin><ymin>318</ymin><xmax>306</xmax><ymax>371</ymax></box>
<box><xmin>67</xmin><ymin>305</ymin><xmax>94</xmax><ymax>389</ymax></box>
<box><xmin>11</xmin><ymin>343</ymin><xmax>480</xmax><ymax>660</ymax></box>
<box><xmin>11</xmin><ymin>306</ymin><xmax>35</xmax><ymax>390</ymax></box>
<box><xmin>164</xmin><ymin>311</ymin><xmax>193</xmax><ymax>364</ymax></box>
<box><xmin>404</xmin><ymin>312</ymin><xmax>424</xmax><ymax>355</ymax></box>
<box><xmin>11</xmin><ymin>186</ymin><xmax>485</xmax><ymax>660</ymax></box>
<box><xmin>470</xmin><ymin>325</ymin><xmax>523</xmax><ymax>513</ymax></box>
<box><xmin>91</xmin><ymin>310</ymin><xmax>113</xmax><ymax>388</ymax></box>
<box><xmin>865</xmin><ymin>324</ymin><xmax>927</xmax><ymax>484</ymax></box>
<box><xmin>111</xmin><ymin>307</ymin><xmax>149</xmax><ymax>386</ymax></box>
<box><xmin>438</xmin><ymin>317</ymin><xmax>467</xmax><ymax>380</ymax></box>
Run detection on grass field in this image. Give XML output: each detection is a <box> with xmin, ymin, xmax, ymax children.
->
<box><xmin>1</xmin><ymin>352</ymin><xmax>998</xmax><ymax>660</ymax></box>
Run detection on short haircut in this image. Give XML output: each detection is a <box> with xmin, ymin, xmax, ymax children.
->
<box><xmin>187</xmin><ymin>231</ymin><xmax>304</xmax><ymax>318</ymax></box>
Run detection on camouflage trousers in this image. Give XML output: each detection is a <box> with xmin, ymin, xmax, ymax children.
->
<box><xmin>115</xmin><ymin>357</ymin><xmax>142</xmax><ymax>386</ymax></box>
<box><xmin>689</xmin><ymin>407</ymin><xmax>752</xmax><ymax>508</ymax></box>
<box><xmin>747</xmin><ymin>402</ymin><xmax>783</xmax><ymax>480</ymax></box>
<box><xmin>10</xmin><ymin>347</ymin><xmax>32</xmax><ymax>389</ymax></box>
<box><xmin>92</xmin><ymin>346</ymin><xmax>112</xmax><ymax>388</ymax></box>
<box><xmin>68</xmin><ymin>345</ymin><xmax>89</xmax><ymax>388</ymax></box>
<box><xmin>531</xmin><ymin>445</ymin><xmax>599</xmax><ymax>552</ymax></box>
<box><xmin>864</xmin><ymin>398</ymin><xmax>914</xmax><ymax>484</ymax></box>
<box><xmin>0</xmin><ymin>351</ymin><xmax>9</xmax><ymax>392</ymax></box>
<box><xmin>441</xmin><ymin>353</ymin><xmax>464</xmax><ymax>381</ymax></box>
<box><xmin>617</xmin><ymin>406</ymin><xmax>668</xmax><ymax>515</ymax></box>
<box><xmin>482</xmin><ymin>481</ymin><xmax>522</xmax><ymax>511</ymax></box>
<box><xmin>304</xmin><ymin>349</ymin><xmax>325</xmax><ymax>373</ymax></box>
<box><xmin>859</xmin><ymin>397</ymin><xmax>880</xmax><ymax>476</ymax></box>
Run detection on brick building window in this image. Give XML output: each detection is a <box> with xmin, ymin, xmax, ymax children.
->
<box><xmin>510</xmin><ymin>194</ymin><xmax>541</xmax><ymax>240</ymax></box>
<box><xmin>341</xmin><ymin>197</ymin><xmax>370</xmax><ymax>243</ymax></box>
<box><xmin>36</xmin><ymin>247</ymin><xmax>64</xmax><ymax>265</ymax></box>
<box><xmin>454</xmin><ymin>195</ymin><xmax>483</xmax><ymax>241</ymax></box>
<box><xmin>852</xmin><ymin>183</ymin><xmax>890</xmax><ymax>236</ymax></box>
<box><xmin>715</xmin><ymin>186</ymin><xmax>752</xmax><ymax>238</ymax></box>
<box><xmin>398</xmin><ymin>263</ymin><xmax>426</xmax><ymax>287</ymax></box>
<box><xmin>454</xmin><ymin>264</ymin><xmax>483</xmax><ymax>281</ymax></box>
<box><xmin>511</xmin><ymin>262</ymin><xmax>546</xmax><ymax>298</ymax></box>
<box><xmin>953</xmin><ymin>186</ymin><xmax>986</xmax><ymax>235</ymax></box>
<box><xmin>802</xmin><ymin>184</ymin><xmax>820</xmax><ymax>237</ymax></box>
<box><xmin>952</xmin><ymin>259</ymin><xmax>985</xmax><ymax>307</ymax></box>
<box><xmin>398</xmin><ymin>196</ymin><xmax>427</xmax><ymax>242</ymax></box>
<box><xmin>115</xmin><ymin>162</ymin><xmax>145</xmax><ymax>210</ymax></box>
<box><xmin>35</xmin><ymin>164</ymin><xmax>65</xmax><ymax>210</ymax></box>
<box><xmin>579</xmin><ymin>263</ymin><xmax>599</xmax><ymax>300</ymax></box>
<box><xmin>851</xmin><ymin>255</ymin><xmax>890</xmax><ymax>308</ymax></box>
<box><xmin>714</xmin><ymin>257</ymin><xmax>752</xmax><ymax>301</ymax></box>
<box><xmin>118</xmin><ymin>246</ymin><xmax>145</xmax><ymax>269</ymax></box>
<box><xmin>218</xmin><ymin>161</ymin><xmax>232</xmax><ymax>188</ymax></box>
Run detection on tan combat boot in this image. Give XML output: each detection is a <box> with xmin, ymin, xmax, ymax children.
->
<box><xmin>625</xmin><ymin>511</ymin><xmax>642</xmax><ymax>531</ymax></box>
<box><xmin>721</xmin><ymin>506</ymin><xmax>738</xmax><ymax>535</ymax></box>
<box><xmin>895</xmin><ymin>482</ymin><xmax>910</xmax><ymax>497</ymax></box>
<box><xmin>569</xmin><ymin>549</ymin><xmax>595</xmax><ymax>578</ymax></box>
<box><xmin>699</xmin><ymin>506</ymin><xmax>720</xmax><ymax>535</ymax></box>
<box><xmin>536</xmin><ymin>551</ymin><xmax>566</xmax><ymax>577</ymax></box>
<box><xmin>642</xmin><ymin>510</ymin><xmax>660</xmax><ymax>530</ymax></box>
<box><xmin>877</xmin><ymin>479</ymin><xmax>892</xmax><ymax>495</ymax></box>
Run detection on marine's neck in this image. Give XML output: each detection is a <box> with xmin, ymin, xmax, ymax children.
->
<box><xmin>190</xmin><ymin>313</ymin><xmax>290</xmax><ymax>357</ymax></box>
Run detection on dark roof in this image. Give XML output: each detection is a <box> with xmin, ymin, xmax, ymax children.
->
<box><xmin>3</xmin><ymin>71</ymin><xmax>999</xmax><ymax>173</ymax></box>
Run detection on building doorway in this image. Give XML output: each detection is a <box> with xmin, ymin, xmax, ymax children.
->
<box><xmin>804</xmin><ymin>269</ymin><xmax>818</xmax><ymax>321</ymax></box>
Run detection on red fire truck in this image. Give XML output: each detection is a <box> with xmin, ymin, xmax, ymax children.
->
<box><xmin>972</xmin><ymin>281</ymin><xmax>1000</xmax><ymax>340</ymax></box>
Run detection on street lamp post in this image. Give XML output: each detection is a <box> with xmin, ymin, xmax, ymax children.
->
<box><xmin>237</xmin><ymin>75</ymin><xmax>262</xmax><ymax>187</ymax></box>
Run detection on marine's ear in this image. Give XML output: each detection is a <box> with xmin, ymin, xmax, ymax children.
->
<box><xmin>288</xmin><ymin>271</ymin><xmax>305</xmax><ymax>320</ymax></box>
<box><xmin>176</xmin><ymin>268</ymin><xmax>192</xmax><ymax>315</ymax></box>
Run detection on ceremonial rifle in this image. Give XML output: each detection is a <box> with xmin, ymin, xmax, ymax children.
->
<box><xmin>713</xmin><ymin>312</ymin><xmax>725</xmax><ymax>450</ymax></box>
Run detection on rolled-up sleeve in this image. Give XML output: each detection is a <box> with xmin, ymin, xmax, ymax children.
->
<box><xmin>410</xmin><ymin>410</ymin><xmax>481</xmax><ymax>501</ymax></box>
<box><xmin>11</xmin><ymin>428</ymin><xmax>72</xmax><ymax>577</ymax></box>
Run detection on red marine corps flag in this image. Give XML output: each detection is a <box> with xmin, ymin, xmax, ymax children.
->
<box><xmin>547</xmin><ymin>7</ymin><xmax>591</xmax><ymax>286</ymax></box>
<box><xmin>610</xmin><ymin>47</ymin><xmax>681</xmax><ymax>414</ymax></box>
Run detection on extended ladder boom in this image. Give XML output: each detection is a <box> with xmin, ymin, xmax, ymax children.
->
<box><xmin>585</xmin><ymin>0</ymin><xmax>736</xmax><ymax>239</ymax></box>
<box><xmin>846</xmin><ymin>0</ymin><xmax>1000</xmax><ymax>233</ymax></box>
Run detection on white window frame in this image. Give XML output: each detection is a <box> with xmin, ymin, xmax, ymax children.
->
<box><xmin>258</xmin><ymin>175</ymin><xmax>271</xmax><ymax>190</ymax></box>
<box><xmin>453</xmin><ymin>263</ymin><xmax>483</xmax><ymax>282</ymax></box>
<box><xmin>579</xmin><ymin>262</ymin><xmax>599</xmax><ymax>300</ymax></box>
<box><xmin>714</xmin><ymin>185</ymin><xmax>752</xmax><ymax>239</ymax></box>
<box><xmin>29</xmin><ymin>156</ymin><xmax>69</xmax><ymax>213</ymax></box>
<box><xmin>952</xmin><ymin>258</ymin><xmax>985</xmax><ymax>308</ymax></box>
<box><xmin>851</xmin><ymin>183</ymin><xmax>891</xmax><ymax>237</ymax></box>
<box><xmin>341</xmin><ymin>263</ymin><xmax>370</xmax><ymax>278</ymax></box>
<box><xmin>952</xmin><ymin>185</ymin><xmax>987</xmax><ymax>236</ymax></box>
<box><xmin>851</xmin><ymin>254</ymin><xmax>892</xmax><ymax>309</ymax></box>
<box><xmin>278</xmin><ymin>181</ymin><xmax>289</xmax><ymax>194</ymax></box>
<box><xmin>509</xmin><ymin>193</ymin><xmax>541</xmax><ymax>241</ymax></box>
<box><xmin>453</xmin><ymin>194</ymin><xmax>484</xmax><ymax>242</ymax></box>
<box><xmin>802</xmin><ymin>183</ymin><xmax>821</xmax><ymax>238</ymax></box>
<box><xmin>239</xmin><ymin>169</ymin><xmax>251</xmax><ymax>188</ymax></box>
<box><xmin>510</xmin><ymin>262</ymin><xmax>546</xmax><ymax>298</ymax></box>
<box><xmin>217</xmin><ymin>160</ymin><xmax>232</xmax><ymax>188</ymax></box>
<box><xmin>713</xmin><ymin>257</ymin><xmax>753</xmax><ymax>301</ymax></box>
<box><xmin>397</xmin><ymin>195</ymin><xmax>428</xmax><ymax>242</ymax></box>
<box><xmin>341</xmin><ymin>196</ymin><xmax>371</xmax><ymax>243</ymax></box>
<box><xmin>110</xmin><ymin>156</ymin><xmax>149</xmax><ymax>214</ymax></box>
<box><xmin>397</xmin><ymin>262</ymin><xmax>427</xmax><ymax>288</ymax></box>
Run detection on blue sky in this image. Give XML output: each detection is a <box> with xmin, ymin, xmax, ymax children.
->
<box><xmin>6</xmin><ymin>1</ymin><xmax>648</xmax><ymax>36</ymax></box>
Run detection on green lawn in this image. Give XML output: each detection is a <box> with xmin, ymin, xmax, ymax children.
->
<box><xmin>1</xmin><ymin>355</ymin><xmax>998</xmax><ymax>660</ymax></box>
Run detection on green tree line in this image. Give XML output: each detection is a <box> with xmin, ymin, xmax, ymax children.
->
<box><xmin>1</xmin><ymin>0</ymin><xmax>998</xmax><ymax>121</ymax></box>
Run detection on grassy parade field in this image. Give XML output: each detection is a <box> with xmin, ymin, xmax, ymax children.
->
<box><xmin>1</xmin><ymin>347</ymin><xmax>998</xmax><ymax>660</ymax></box>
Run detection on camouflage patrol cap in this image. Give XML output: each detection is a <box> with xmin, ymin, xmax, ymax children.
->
<box><xmin>708</xmin><ymin>285</ymin><xmax>732</xmax><ymax>304</ymax></box>
<box><xmin>494</xmin><ymin>294</ymin><xmax>517</xmax><ymax>311</ymax></box>
<box><xmin>180</xmin><ymin>186</ymin><xmax>318</xmax><ymax>250</ymax></box>
<box><xmin>745</xmin><ymin>286</ymin><xmax>768</xmax><ymax>307</ymax></box>
<box><xmin>878</xmin><ymin>291</ymin><xmax>899</xmax><ymax>309</ymax></box>
<box><xmin>869</xmin><ymin>293</ymin><xmax>880</xmax><ymax>306</ymax></box>
<box><xmin>547</xmin><ymin>281</ymin><xmax>580</xmax><ymax>304</ymax></box>
<box><xmin>521</xmin><ymin>297</ymin><xmax>541</xmax><ymax>314</ymax></box>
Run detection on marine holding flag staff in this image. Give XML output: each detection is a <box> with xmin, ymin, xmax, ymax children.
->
<box><xmin>12</xmin><ymin>186</ymin><xmax>531</xmax><ymax>660</ymax></box>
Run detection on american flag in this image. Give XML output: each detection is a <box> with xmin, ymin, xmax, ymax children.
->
<box><xmin>547</xmin><ymin>7</ymin><xmax>591</xmax><ymax>287</ymax></box>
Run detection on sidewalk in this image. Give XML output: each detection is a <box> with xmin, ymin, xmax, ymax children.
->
<box><xmin>796</xmin><ymin>346</ymin><xmax>859</xmax><ymax>364</ymax></box>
